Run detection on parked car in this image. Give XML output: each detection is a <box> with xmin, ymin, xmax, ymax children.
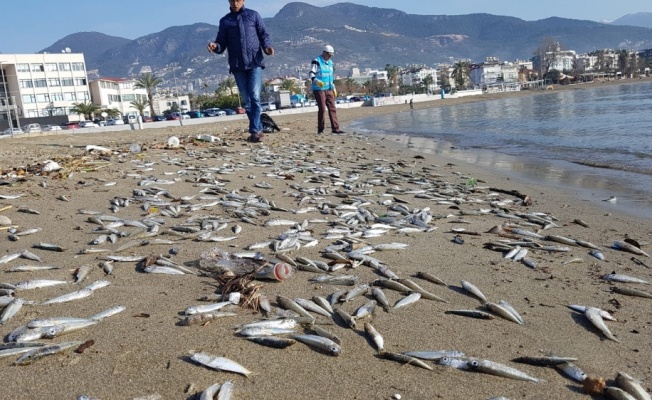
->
<box><xmin>61</xmin><ymin>122</ymin><xmax>79</xmax><ymax>130</ymax></box>
<box><xmin>222</xmin><ymin>108</ymin><xmax>237</xmax><ymax>116</ymax></box>
<box><xmin>261</xmin><ymin>102</ymin><xmax>276</xmax><ymax>112</ymax></box>
<box><xmin>166</xmin><ymin>112</ymin><xmax>189</xmax><ymax>120</ymax></box>
<box><xmin>142</xmin><ymin>116</ymin><xmax>153</xmax><ymax>123</ymax></box>
<box><xmin>42</xmin><ymin>125</ymin><xmax>63</xmax><ymax>132</ymax></box>
<box><xmin>204</xmin><ymin>108</ymin><xmax>226</xmax><ymax>117</ymax></box>
<box><xmin>79</xmin><ymin>121</ymin><xmax>98</xmax><ymax>128</ymax></box>
<box><xmin>152</xmin><ymin>115</ymin><xmax>166</xmax><ymax>122</ymax></box>
<box><xmin>107</xmin><ymin>119</ymin><xmax>125</xmax><ymax>126</ymax></box>
<box><xmin>184</xmin><ymin>110</ymin><xmax>203</xmax><ymax>118</ymax></box>
<box><xmin>22</xmin><ymin>123</ymin><xmax>42</xmax><ymax>133</ymax></box>
<box><xmin>123</xmin><ymin>115</ymin><xmax>138</xmax><ymax>124</ymax></box>
<box><xmin>2</xmin><ymin>127</ymin><xmax>23</xmax><ymax>135</ymax></box>
<box><xmin>93</xmin><ymin>119</ymin><xmax>107</xmax><ymax>127</ymax></box>
<box><xmin>235</xmin><ymin>107</ymin><xmax>246</xmax><ymax>114</ymax></box>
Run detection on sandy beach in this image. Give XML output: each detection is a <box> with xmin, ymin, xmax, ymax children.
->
<box><xmin>0</xmin><ymin>81</ymin><xmax>651</xmax><ymax>400</ymax></box>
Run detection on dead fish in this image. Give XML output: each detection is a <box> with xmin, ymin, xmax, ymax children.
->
<box><xmin>584</xmin><ymin>307</ymin><xmax>620</xmax><ymax>343</ymax></box>
<box><xmin>371</xmin><ymin>288</ymin><xmax>391</xmax><ymax>312</ymax></box>
<box><xmin>602</xmin><ymin>273</ymin><xmax>648</xmax><ymax>285</ymax></box>
<box><xmin>393</xmin><ymin>292</ymin><xmax>421</xmax><ymax>310</ymax></box>
<box><xmin>445</xmin><ymin>310</ymin><xmax>495</xmax><ymax>319</ymax></box>
<box><xmin>611</xmin><ymin>286</ymin><xmax>652</xmax><ymax>299</ymax></box>
<box><xmin>613</xmin><ymin>241</ymin><xmax>650</xmax><ymax>258</ymax></box>
<box><xmin>415</xmin><ymin>271</ymin><xmax>447</xmax><ymax>286</ymax></box>
<box><xmin>380</xmin><ymin>352</ymin><xmax>433</xmax><ymax>371</ymax></box>
<box><xmin>190</xmin><ymin>353</ymin><xmax>253</xmax><ymax>378</ymax></box>
<box><xmin>20</xmin><ymin>250</ymin><xmax>42</xmax><ymax>262</ymax></box>
<box><xmin>18</xmin><ymin>208</ymin><xmax>40</xmax><ymax>215</ymax></box>
<box><xmin>364</xmin><ymin>322</ymin><xmax>384</xmax><ymax>353</ymax></box>
<box><xmin>461</xmin><ymin>280</ymin><xmax>488</xmax><ymax>303</ymax></box>
<box><xmin>615</xmin><ymin>371</ymin><xmax>651</xmax><ymax>400</ymax></box>
<box><xmin>292</xmin><ymin>334</ymin><xmax>341</xmax><ymax>356</ymax></box>
<box><xmin>468</xmin><ymin>359</ymin><xmax>541</xmax><ymax>383</ymax></box>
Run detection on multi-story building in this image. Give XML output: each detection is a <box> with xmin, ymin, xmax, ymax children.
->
<box><xmin>400</xmin><ymin>67</ymin><xmax>439</xmax><ymax>92</ymax></box>
<box><xmin>89</xmin><ymin>77</ymin><xmax>150</xmax><ymax>118</ymax></box>
<box><xmin>150</xmin><ymin>94</ymin><xmax>190</xmax><ymax>116</ymax></box>
<box><xmin>0</xmin><ymin>53</ymin><xmax>90</xmax><ymax>129</ymax></box>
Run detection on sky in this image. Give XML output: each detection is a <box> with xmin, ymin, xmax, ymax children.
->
<box><xmin>1</xmin><ymin>0</ymin><xmax>651</xmax><ymax>54</ymax></box>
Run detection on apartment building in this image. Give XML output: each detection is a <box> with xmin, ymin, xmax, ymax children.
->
<box><xmin>89</xmin><ymin>77</ymin><xmax>150</xmax><ymax>118</ymax></box>
<box><xmin>0</xmin><ymin>53</ymin><xmax>90</xmax><ymax>128</ymax></box>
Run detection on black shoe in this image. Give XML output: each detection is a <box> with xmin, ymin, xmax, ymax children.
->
<box><xmin>332</xmin><ymin>130</ymin><xmax>346</xmax><ymax>134</ymax></box>
<box><xmin>317</xmin><ymin>130</ymin><xmax>323</xmax><ymax>134</ymax></box>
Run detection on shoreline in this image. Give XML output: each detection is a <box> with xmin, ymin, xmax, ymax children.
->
<box><xmin>0</xmin><ymin>79</ymin><xmax>651</xmax><ymax>399</ymax></box>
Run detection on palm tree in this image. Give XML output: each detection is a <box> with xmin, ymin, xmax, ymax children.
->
<box><xmin>384</xmin><ymin>64</ymin><xmax>399</xmax><ymax>94</ymax></box>
<box><xmin>218</xmin><ymin>77</ymin><xmax>237</xmax><ymax>96</ymax></box>
<box><xmin>130</xmin><ymin>98</ymin><xmax>150</xmax><ymax>117</ymax></box>
<box><xmin>134</xmin><ymin>73</ymin><xmax>162</xmax><ymax>118</ymax></box>
<box><xmin>101</xmin><ymin>108</ymin><xmax>122</xmax><ymax>120</ymax></box>
<box><xmin>451</xmin><ymin>61</ymin><xmax>471</xmax><ymax>89</ymax></box>
<box><xmin>280</xmin><ymin>79</ymin><xmax>299</xmax><ymax>94</ymax></box>
<box><xmin>422</xmin><ymin>75</ymin><xmax>434</xmax><ymax>93</ymax></box>
<box><xmin>70</xmin><ymin>101</ymin><xmax>101</xmax><ymax>120</ymax></box>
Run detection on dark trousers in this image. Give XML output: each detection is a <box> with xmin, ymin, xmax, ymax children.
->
<box><xmin>313</xmin><ymin>90</ymin><xmax>339</xmax><ymax>132</ymax></box>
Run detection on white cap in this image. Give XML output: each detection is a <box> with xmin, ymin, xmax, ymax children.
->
<box><xmin>323</xmin><ymin>45</ymin><xmax>334</xmax><ymax>54</ymax></box>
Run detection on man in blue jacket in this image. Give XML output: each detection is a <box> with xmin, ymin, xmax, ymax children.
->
<box><xmin>309</xmin><ymin>45</ymin><xmax>345</xmax><ymax>134</ymax></box>
<box><xmin>208</xmin><ymin>0</ymin><xmax>274</xmax><ymax>143</ymax></box>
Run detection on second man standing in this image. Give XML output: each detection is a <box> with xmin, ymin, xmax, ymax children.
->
<box><xmin>309</xmin><ymin>45</ymin><xmax>345</xmax><ymax>134</ymax></box>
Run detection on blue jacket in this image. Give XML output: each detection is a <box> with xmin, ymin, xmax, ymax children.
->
<box><xmin>310</xmin><ymin>55</ymin><xmax>334</xmax><ymax>91</ymax></box>
<box><xmin>213</xmin><ymin>7</ymin><xmax>271</xmax><ymax>73</ymax></box>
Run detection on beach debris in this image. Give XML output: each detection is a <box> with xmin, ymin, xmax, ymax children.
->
<box><xmin>467</xmin><ymin>359</ymin><xmax>541</xmax><ymax>383</ymax></box>
<box><xmin>583</xmin><ymin>376</ymin><xmax>606</xmax><ymax>394</ymax></box>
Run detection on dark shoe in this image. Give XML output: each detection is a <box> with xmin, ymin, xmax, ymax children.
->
<box><xmin>317</xmin><ymin>130</ymin><xmax>323</xmax><ymax>134</ymax></box>
<box><xmin>332</xmin><ymin>130</ymin><xmax>346</xmax><ymax>134</ymax></box>
<box><xmin>247</xmin><ymin>132</ymin><xmax>264</xmax><ymax>143</ymax></box>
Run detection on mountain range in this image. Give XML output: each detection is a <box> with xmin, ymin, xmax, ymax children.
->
<box><xmin>40</xmin><ymin>2</ymin><xmax>652</xmax><ymax>89</ymax></box>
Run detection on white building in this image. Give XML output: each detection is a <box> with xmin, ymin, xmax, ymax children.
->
<box><xmin>400</xmin><ymin>67</ymin><xmax>438</xmax><ymax>92</ymax></box>
<box><xmin>550</xmin><ymin>50</ymin><xmax>577</xmax><ymax>72</ymax></box>
<box><xmin>89</xmin><ymin>77</ymin><xmax>150</xmax><ymax>118</ymax></box>
<box><xmin>151</xmin><ymin>95</ymin><xmax>190</xmax><ymax>115</ymax></box>
<box><xmin>0</xmin><ymin>53</ymin><xmax>90</xmax><ymax>127</ymax></box>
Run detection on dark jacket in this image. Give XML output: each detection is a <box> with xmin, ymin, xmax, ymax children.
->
<box><xmin>213</xmin><ymin>7</ymin><xmax>271</xmax><ymax>73</ymax></box>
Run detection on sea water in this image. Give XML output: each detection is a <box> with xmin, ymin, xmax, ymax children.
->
<box><xmin>350</xmin><ymin>81</ymin><xmax>652</xmax><ymax>219</ymax></box>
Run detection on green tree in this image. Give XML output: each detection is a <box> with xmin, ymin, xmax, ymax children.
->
<box><xmin>217</xmin><ymin>77</ymin><xmax>237</xmax><ymax>96</ymax></box>
<box><xmin>130</xmin><ymin>98</ymin><xmax>150</xmax><ymax>117</ymax></box>
<box><xmin>422</xmin><ymin>75</ymin><xmax>434</xmax><ymax>93</ymax></box>
<box><xmin>451</xmin><ymin>61</ymin><xmax>471</xmax><ymax>89</ymax></box>
<box><xmin>134</xmin><ymin>73</ymin><xmax>162</xmax><ymax>118</ymax></box>
<box><xmin>101</xmin><ymin>108</ymin><xmax>121</xmax><ymax>119</ymax></box>
<box><xmin>70</xmin><ymin>101</ymin><xmax>100</xmax><ymax>120</ymax></box>
<box><xmin>280</xmin><ymin>79</ymin><xmax>299</xmax><ymax>94</ymax></box>
<box><xmin>384</xmin><ymin>64</ymin><xmax>399</xmax><ymax>94</ymax></box>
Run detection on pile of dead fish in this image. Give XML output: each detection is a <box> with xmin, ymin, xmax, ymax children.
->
<box><xmin>0</xmin><ymin>139</ymin><xmax>650</xmax><ymax>400</ymax></box>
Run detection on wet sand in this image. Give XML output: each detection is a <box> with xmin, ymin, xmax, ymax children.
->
<box><xmin>0</xmin><ymin>81</ymin><xmax>651</xmax><ymax>400</ymax></box>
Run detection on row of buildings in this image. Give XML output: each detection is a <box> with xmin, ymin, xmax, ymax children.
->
<box><xmin>0</xmin><ymin>53</ymin><xmax>189</xmax><ymax>131</ymax></box>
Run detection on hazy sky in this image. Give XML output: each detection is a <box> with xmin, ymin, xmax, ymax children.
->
<box><xmin>1</xmin><ymin>0</ymin><xmax>650</xmax><ymax>54</ymax></box>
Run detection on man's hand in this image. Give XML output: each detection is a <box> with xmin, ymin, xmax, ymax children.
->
<box><xmin>333</xmin><ymin>89</ymin><xmax>338</xmax><ymax>97</ymax></box>
<box><xmin>264</xmin><ymin>47</ymin><xmax>274</xmax><ymax>56</ymax></box>
<box><xmin>315</xmin><ymin>80</ymin><xmax>324</xmax><ymax>88</ymax></box>
<box><xmin>207</xmin><ymin>42</ymin><xmax>218</xmax><ymax>53</ymax></box>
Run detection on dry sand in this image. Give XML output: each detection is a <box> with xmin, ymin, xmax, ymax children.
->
<box><xmin>0</xmin><ymin>81</ymin><xmax>651</xmax><ymax>400</ymax></box>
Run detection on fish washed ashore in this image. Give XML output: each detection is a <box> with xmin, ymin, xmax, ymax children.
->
<box><xmin>0</xmin><ymin>84</ymin><xmax>651</xmax><ymax>400</ymax></box>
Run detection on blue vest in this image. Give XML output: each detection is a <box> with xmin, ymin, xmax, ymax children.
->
<box><xmin>311</xmin><ymin>55</ymin><xmax>333</xmax><ymax>91</ymax></box>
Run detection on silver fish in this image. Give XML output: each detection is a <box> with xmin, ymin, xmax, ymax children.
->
<box><xmin>353</xmin><ymin>300</ymin><xmax>377</xmax><ymax>320</ymax></box>
<box><xmin>485</xmin><ymin>302</ymin><xmax>523</xmax><ymax>325</ymax></box>
<box><xmin>41</xmin><ymin>288</ymin><xmax>94</xmax><ymax>305</ymax></box>
<box><xmin>90</xmin><ymin>305</ymin><xmax>126</xmax><ymax>321</ymax></box>
<box><xmin>75</xmin><ymin>265</ymin><xmax>92</xmax><ymax>284</ymax></box>
<box><xmin>245</xmin><ymin>336</ymin><xmax>296</xmax><ymax>349</ymax></box>
<box><xmin>277</xmin><ymin>296</ymin><xmax>314</xmax><ymax>320</ymax></box>
<box><xmin>191</xmin><ymin>352</ymin><xmax>253</xmax><ymax>377</ymax></box>
<box><xmin>612</xmin><ymin>241</ymin><xmax>650</xmax><ymax>258</ymax></box>
<box><xmin>604</xmin><ymin>387</ymin><xmax>638</xmax><ymax>400</ymax></box>
<box><xmin>393</xmin><ymin>292</ymin><xmax>421</xmax><ymax>310</ymax></box>
<box><xmin>438</xmin><ymin>356</ymin><xmax>471</xmax><ymax>370</ymax></box>
<box><xmin>555</xmin><ymin>362</ymin><xmax>587</xmax><ymax>382</ymax></box>
<box><xmin>468</xmin><ymin>359</ymin><xmax>541</xmax><ymax>383</ymax></box>
<box><xmin>14</xmin><ymin>340</ymin><xmax>83</xmax><ymax>365</ymax></box>
<box><xmin>611</xmin><ymin>286</ymin><xmax>652</xmax><ymax>299</ymax></box>
<box><xmin>585</xmin><ymin>307</ymin><xmax>620</xmax><ymax>343</ymax></box>
<box><xmin>364</xmin><ymin>322</ymin><xmax>384</xmax><ymax>353</ymax></box>
<box><xmin>0</xmin><ymin>298</ymin><xmax>24</xmax><ymax>324</ymax></box>
<box><xmin>602</xmin><ymin>273</ymin><xmax>648</xmax><ymax>285</ymax></box>
<box><xmin>15</xmin><ymin>279</ymin><xmax>68</xmax><ymax>290</ymax></box>
<box><xmin>334</xmin><ymin>308</ymin><xmax>356</xmax><ymax>329</ymax></box>
<box><xmin>405</xmin><ymin>350</ymin><xmax>466</xmax><ymax>360</ymax></box>
<box><xmin>200</xmin><ymin>383</ymin><xmax>221</xmax><ymax>400</ymax></box>
<box><xmin>381</xmin><ymin>351</ymin><xmax>433</xmax><ymax>370</ymax></box>
<box><xmin>371</xmin><ymin>287</ymin><xmax>391</xmax><ymax>311</ymax></box>
<box><xmin>292</xmin><ymin>334</ymin><xmax>341</xmax><ymax>356</ymax></box>
<box><xmin>461</xmin><ymin>280</ymin><xmax>488</xmax><ymax>303</ymax></box>
<box><xmin>185</xmin><ymin>301</ymin><xmax>232</xmax><ymax>315</ymax></box>
<box><xmin>309</xmin><ymin>274</ymin><xmax>359</xmax><ymax>286</ymax></box>
<box><xmin>615</xmin><ymin>371</ymin><xmax>651</xmax><ymax>400</ymax></box>
<box><xmin>342</xmin><ymin>284</ymin><xmax>370</xmax><ymax>302</ymax></box>
<box><xmin>216</xmin><ymin>381</ymin><xmax>234</xmax><ymax>400</ymax></box>
<box><xmin>294</xmin><ymin>298</ymin><xmax>332</xmax><ymax>317</ymax></box>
